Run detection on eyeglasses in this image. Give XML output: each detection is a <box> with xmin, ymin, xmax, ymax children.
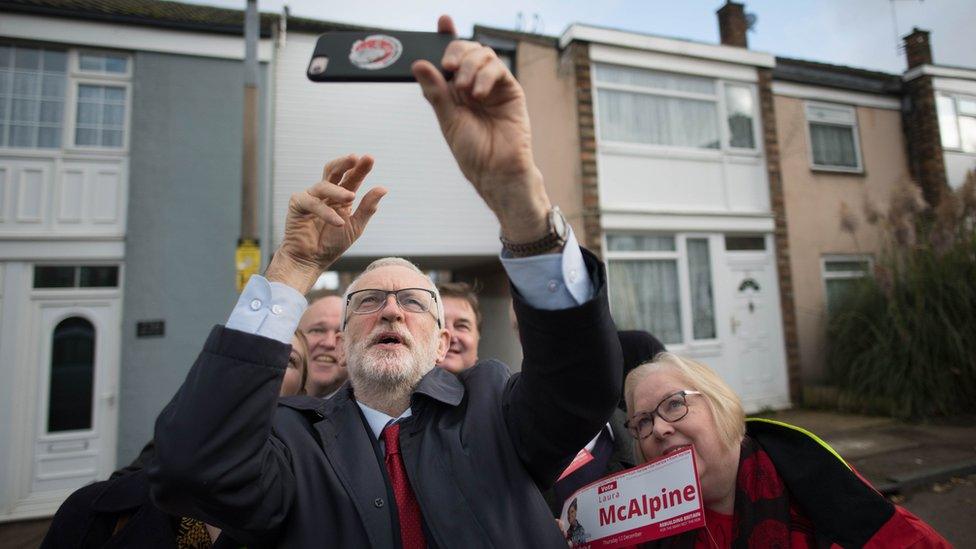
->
<box><xmin>625</xmin><ymin>390</ymin><xmax>702</xmax><ymax>440</ymax></box>
<box><xmin>345</xmin><ymin>288</ymin><xmax>440</xmax><ymax>327</ymax></box>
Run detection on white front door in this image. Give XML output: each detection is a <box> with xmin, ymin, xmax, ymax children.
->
<box><xmin>4</xmin><ymin>294</ymin><xmax>120</xmax><ymax>519</ymax></box>
<box><xmin>725</xmin><ymin>249</ymin><xmax>790</xmax><ymax>410</ymax></box>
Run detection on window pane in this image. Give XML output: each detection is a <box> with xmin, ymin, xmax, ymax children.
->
<box><xmin>825</xmin><ymin>278</ymin><xmax>859</xmax><ymax>316</ymax></box>
<box><xmin>10</xmin><ymin>124</ymin><xmax>34</xmax><ymax>147</ymax></box>
<box><xmin>598</xmin><ymin>89</ymin><xmax>720</xmax><ymax>149</ymax></box>
<box><xmin>609</xmin><ymin>259</ymin><xmax>682</xmax><ymax>344</ymax></box>
<box><xmin>12</xmin><ymin>98</ymin><xmax>38</xmax><ymax>121</ymax></box>
<box><xmin>937</xmin><ymin>95</ymin><xmax>961</xmax><ymax>149</ymax></box>
<box><xmin>79</xmin><ymin>266</ymin><xmax>119</xmax><ymax>287</ymax></box>
<box><xmin>41</xmin><ymin>74</ymin><xmax>65</xmax><ymax>98</ymax></box>
<box><xmin>34</xmin><ymin>266</ymin><xmax>76</xmax><ymax>288</ymax></box>
<box><xmin>958</xmin><ymin>98</ymin><xmax>976</xmax><ymax>116</ymax></box>
<box><xmin>42</xmin><ymin>50</ymin><xmax>67</xmax><ymax>72</ymax></box>
<box><xmin>13</xmin><ymin>72</ymin><xmax>37</xmax><ymax>95</ymax></box>
<box><xmin>104</xmin><ymin>87</ymin><xmax>125</xmax><ymax>102</ymax></box>
<box><xmin>78</xmin><ymin>85</ymin><xmax>102</xmax><ymax>100</ymax></box>
<box><xmin>687</xmin><ymin>239</ymin><xmax>716</xmax><ymax>339</ymax></box>
<box><xmin>725</xmin><ymin>84</ymin><xmax>755</xmax><ymax>148</ymax></box>
<box><xmin>101</xmin><ymin>129</ymin><xmax>122</xmax><ymax>147</ymax></box>
<box><xmin>595</xmin><ymin>64</ymin><xmax>715</xmax><ymax>95</ymax></box>
<box><xmin>77</xmin><ymin>102</ymin><xmax>100</xmax><ymax>124</ymax></box>
<box><xmin>724</xmin><ymin>235</ymin><xmax>766</xmax><ymax>251</ymax></box>
<box><xmin>38</xmin><ymin>126</ymin><xmax>60</xmax><ymax>148</ymax></box>
<box><xmin>40</xmin><ymin>100</ymin><xmax>61</xmax><ymax>123</ymax></box>
<box><xmin>824</xmin><ymin>259</ymin><xmax>870</xmax><ymax>273</ymax></box>
<box><xmin>104</xmin><ymin>55</ymin><xmax>127</xmax><ymax>73</ymax></box>
<box><xmin>810</xmin><ymin>123</ymin><xmax>858</xmax><ymax>168</ymax></box>
<box><xmin>47</xmin><ymin>317</ymin><xmax>95</xmax><ymax>432</ymax></box>
<box><xmin>14</xmin><ymin>48</ymin><xmax>40</xmax><ymax>70</ymax></box>
<box><xmin>0</xmin><ymin>46</ymin><xmax>10</xmax><ymax>68</ymax></box>
<box><xmin>103</xmin><ymin>104</ymin><xmax>124</xmax><ymax>125</ymax></box>
<box><xmin>959</xmin><ymin>116</ymin><xmax>976</xmax><ymax>154</ymax></box>
<box><xmin>79</xmin><ymin>54</ymin><xmax>103</xmax><ymax>72</ymax></box>
<box><xmin>607</xmin><ymin>234</ymin><xmax>676</xmax><ymax>252</ymax></box>
<box><xmin>76</xmin><ymin>127</ymin><xmax>98</xmax><ymax>146</ymax></box>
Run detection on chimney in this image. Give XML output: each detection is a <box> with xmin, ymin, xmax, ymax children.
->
<box><xmin>903</xmin><ymin>27</ymin><xmax>932</xmax><ymax>69</ymax></box>
<box><xmin>717</xmin><ymin>2</ymin><xmax>748</xmax><ymax>48</ymax></box>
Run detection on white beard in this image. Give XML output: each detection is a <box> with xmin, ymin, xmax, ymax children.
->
<box><xmin>345</xmin><ymin>323</ymin><xmax>439</xmax><ymax>400</ymax></box>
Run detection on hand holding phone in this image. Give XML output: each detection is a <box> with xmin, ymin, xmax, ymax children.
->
<box><xmin>307</xmin><ymin>31</ymin><xmax>454</xmax><ymax>82</ymax></box>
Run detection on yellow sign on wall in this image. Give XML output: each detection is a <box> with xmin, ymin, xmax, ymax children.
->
<box><xmin>235</xmin><ymin>239</ymin><xmax>261</xmax><ymax>292</ymax></box>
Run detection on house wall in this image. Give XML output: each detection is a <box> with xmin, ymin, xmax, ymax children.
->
<box><xmin>775</xmin><ymin>94</ymin><xmax>909</xmax><ymax>382</ymax></box>
<box><xmin>517</xmin><ymin>41</ymin><xmax>585</xmax><ymax>241</ymax></box>
<box><xmin>117</xmin><ymin>53</ymin><xmax>270</xmax><ymax>464</ymax></box>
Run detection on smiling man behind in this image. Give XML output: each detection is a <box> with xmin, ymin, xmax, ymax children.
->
<box><xmin>299</xmin><ymin>293</ymin><xmax>347</xmax><ymax>397</ymax></box>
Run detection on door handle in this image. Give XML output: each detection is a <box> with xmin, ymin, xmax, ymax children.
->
<box><xmin>730</xmin><ymin>316</ymin><xmax>741</xmax><ymax>335</ymax></box>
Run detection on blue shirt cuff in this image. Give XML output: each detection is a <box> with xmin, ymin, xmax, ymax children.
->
<box><xmin>500</xmin><ymin>227</ymin><xmax>593</xmax><ymax>310</ymax></box>
<box><xmin>225</xmin><ymin>274</ymin><xmax>308</xmax><ymax>345</ymax></box>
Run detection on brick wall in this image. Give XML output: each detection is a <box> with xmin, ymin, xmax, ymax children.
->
<box><xmin>902</xmin><ymin>29</ymin><xmax>948</xmax><ymax>206</ymax></box>
<box><xmin>571</xmin><ymin>42</ymin><xmax>603</xmax><ymax>257</ymax></box>
<box><xmin>758</xmin><ymin>68</ymin><xmax>803</xmax><ymax>402</ymax></box>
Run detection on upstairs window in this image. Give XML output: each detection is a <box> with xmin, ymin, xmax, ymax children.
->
<box><xmin>594</xmin><ymin>64</ymin><xmax>759</xmax><ymax>153</ymax></box>
<box><xmin>806</xmin><ymin>103</ymin><xmax>863</xmax><ymax>172</ymax></box>
<box><xmin>0</xmin><ymin>44</ymin><xmax>67</xmax><ymax>148</ymax></box>
<box><xmin>937</xmin><ymin>93</ymin><xmax>976</xmax><ymax>153</ymax></box>
<box><xmin>0</xmin><ymin>43</ymin><xmax>129</xmax><ymax>152</ymax></box>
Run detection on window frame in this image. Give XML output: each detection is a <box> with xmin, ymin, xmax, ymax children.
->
<box><xmin>592</xmin><ymin>63</ymin><xmax>761</xmax><ymax>156</ymax></box>
<box><xmin>605</xmin><ymin>232</ymin><xmax>720</xmax><ymax>348</ymax></box>
<box><xmin>936</xmin><ymin>92</ymin><xmax>976</xmax><ymax>154</ymax></box>
<box><xmin>0</xmin><ymin>43</ymin><xmax>131</xmax><ymax>154</ymax></box>
<box><xmin>821</xmin><ymin>254</ymin><xmax>872</xmax><ymax>315</ymax></box>
<box><xmin>804</xmin><ymin>101</ymin><xmax>864</xmax><ymax>173</ymax></box>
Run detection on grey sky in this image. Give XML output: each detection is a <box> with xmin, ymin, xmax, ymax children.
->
<box><xmin>191</xmin><ymin>0</ymin><xmax>974</xmax><ymax>73</ymax></box>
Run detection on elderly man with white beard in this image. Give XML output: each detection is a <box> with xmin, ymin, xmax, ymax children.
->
<box><xmin>149</xmin><ymin>15</ymin><xmax>621</xmax><ymax>548</ymax></box>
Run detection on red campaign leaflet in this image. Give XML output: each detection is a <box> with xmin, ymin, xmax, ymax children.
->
<box><xmin>559</xmin><ymin>447</ymin><xmax>705</xmax><ymax>548</ymax></box>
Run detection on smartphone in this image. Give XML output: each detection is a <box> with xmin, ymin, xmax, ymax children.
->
<box><xmin>307</xmin><ymin>31</ymin><xmax>455</xmax><ymax>83</ymax></box>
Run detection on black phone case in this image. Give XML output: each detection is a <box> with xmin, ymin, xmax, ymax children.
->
<box><xmin>307</xmin><ymin>31</ymin><xmax>455</xmax><ymax>82</ymax></box>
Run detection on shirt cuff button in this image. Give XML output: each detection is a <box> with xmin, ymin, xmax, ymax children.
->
<box><xmin>249</xmin><ymin>299</ymin><xmax>262</xmax><ymax>311</ymax></box>
<box><xmin>547</xmin><ymin>280</ymin><xmax>559</xmax><ymax>293</ymax></box>
<box><xmin>271</xmin><ymin>304</ymin><xmax>283</xmax><ymax>315</ymax></box>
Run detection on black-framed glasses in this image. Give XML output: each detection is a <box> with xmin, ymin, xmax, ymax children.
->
<box><xmin>625</xmin><ymin>390</ymin><xmax>702</xmax><ymax>440</ymax></box>
<box><xmin>345</xmin><ymin>288</ymin><xmax>440</xmax><ymax>327</ymax></box>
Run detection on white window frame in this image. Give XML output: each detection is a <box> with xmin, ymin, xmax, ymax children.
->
<box><xmin>605</xmin><ymin>232</ymin><xmax>720</xmax><ymax>348</ymax></box>
<box><xmin>592</xmin><ymin>63</ymin><xmax>761</xmax><ymax>157</ymax></box>
<box><xmin>0</xmin><ymin>44</ymin><xmax>131</xmax><ymax>155</ymax></box>
<box><xmin>67</xmin><ymin>49</ymin><xmax>131</xmax><ymax>153</ymax></box>
<box><xmin>821</xmin><ymin>254</ymin><xmax>872</xmax><ymax>314</ymax></box>
<box><xmin>937</xmin><ymin>92</ymin><xmax>976</xmax><ymax>154</ymax></box>
<box><xmin>804</xmin><ymin>101</ymin><xmax>864</xmax><ymax>173</ymax></box>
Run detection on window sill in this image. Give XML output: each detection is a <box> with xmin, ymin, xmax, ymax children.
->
<box><xmin>810</xmin><ymin>166</ymin><xmax>865</xmax><ymax>176</ymax></box>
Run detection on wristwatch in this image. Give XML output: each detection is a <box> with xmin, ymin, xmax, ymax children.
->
<box><xmin>500</xmin><ymin>206</ymin><xmax>569</xmax><ymax>257</ymax></box>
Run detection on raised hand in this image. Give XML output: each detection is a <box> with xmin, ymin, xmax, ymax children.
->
<box><xmin>265</xmin><ymin>154</ymin><xmax>387</xmax><ymax>294</ymax></box>
<box><xmin>412</xmin><ymin>16</ymin><xmax>552</xmax><ymax>245</ymax></box>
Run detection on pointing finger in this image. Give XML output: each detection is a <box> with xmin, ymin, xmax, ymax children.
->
<box><xmin>338</xmin><ymin>155</ymin><xmax>374</xmax><ymax>194</ymax></box>
<box><xmin>323</xmin><ymin>154</ymin><xmax>358</xmax><ymax>184</ymax></box>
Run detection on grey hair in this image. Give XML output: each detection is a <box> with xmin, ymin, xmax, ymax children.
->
<box><xmin>341</xmin><ymin>257</ymin><xmax>444</xmax><ymax>329</ymax></box>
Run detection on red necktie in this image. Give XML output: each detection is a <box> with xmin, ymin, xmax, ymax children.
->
<box><xmin>382</xmin><ymin>422</ymin><xmax>427</xmax><ymax>549</ymax></box>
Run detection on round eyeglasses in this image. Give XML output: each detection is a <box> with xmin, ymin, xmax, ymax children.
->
<box><xmin>345</xmin><ymin>288</ymin><xmax>440</xmax><ymax>326</ymax></box>
<box><xmin>625</xmin><ymin>390</ymin><xmax>702</xmax><ymax>440</ymax></box>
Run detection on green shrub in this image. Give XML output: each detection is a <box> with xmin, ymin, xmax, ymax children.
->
<box><xmin>825</xmin><ymin>173</ymin><xmax>976</xmax><ymax>419</ymax></box>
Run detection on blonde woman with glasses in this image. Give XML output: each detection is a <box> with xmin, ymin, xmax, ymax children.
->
<box><xmin>623</xmin><ymin>353</ymin><xmax>948</xmax><ymax>548</ymax></box>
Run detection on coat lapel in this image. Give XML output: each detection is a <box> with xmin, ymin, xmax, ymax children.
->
<box><xmin>314</xmin><ymin>389</ymin><xmax>395</xmax><ymax>549</ymax></box>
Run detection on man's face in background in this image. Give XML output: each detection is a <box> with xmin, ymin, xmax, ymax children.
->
<box><xmin>299</xmin><ymin>295</ymin><xmax>347</xmax><ymax>397</ymax></box>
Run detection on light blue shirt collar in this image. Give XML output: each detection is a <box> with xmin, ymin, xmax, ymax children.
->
<box><xmin>357</xmin><ymin>401</ymin><xmax>413</xmax><ymax>440</ymax></box>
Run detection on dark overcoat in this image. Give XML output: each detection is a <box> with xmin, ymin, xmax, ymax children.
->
<box><xmin>149</xmin><ymin>250</ymin><xmax>621</xmax><ymax>548</ymax></box>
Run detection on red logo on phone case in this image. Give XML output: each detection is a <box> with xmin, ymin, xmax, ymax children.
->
<box><xmin>349</xmin><ymin>35</ymin><xmax>403</xmax><ymax>70</ymax></box>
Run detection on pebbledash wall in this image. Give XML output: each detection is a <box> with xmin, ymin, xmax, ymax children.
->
<box><xmin>119</xmin><ymin>52</ymin><xmax>270</xmax><ymax>464</ymax></box>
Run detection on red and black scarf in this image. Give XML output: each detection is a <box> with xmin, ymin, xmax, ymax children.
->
<box><xmin>645</xmin><ymin>436</ymin><xmax>814</xmax><ymax>548</ymax></box>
